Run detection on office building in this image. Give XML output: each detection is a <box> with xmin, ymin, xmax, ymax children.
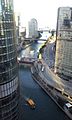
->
<box><xmin>55</xmin><ymin>7</ymin><xmax>72</xmax><ymax>80</ymax></box>
<box><xmin>28</xmin><ymin>18</ymin><xmax>38</xmax><ymax>38</ymax></box>
<box><xmin>0</xmin><ymin>0</ymin><xmax>19</xmax><ymax>119</ymax></box>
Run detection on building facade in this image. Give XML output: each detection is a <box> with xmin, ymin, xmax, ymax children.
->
<box><xmin>0</xmin><ymin>0</ymin><xmax>19</xmax><ymax>120</ymax></box>
<box><xmin>55</xmin><ymin>7</ymin><xmax>72</xmax><ymax>80</ymax></box>
<box><xmin>28</xmin><ymin>18</ymin><xmax>38</xmax><ymax>38</ymax></box>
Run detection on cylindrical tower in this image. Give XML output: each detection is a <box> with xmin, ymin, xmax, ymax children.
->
<box><xmin>0</xmin><ymin>0</ymin><xmax>19</xmax><ymax>120</ymax></box>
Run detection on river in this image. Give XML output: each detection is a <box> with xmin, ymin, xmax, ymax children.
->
<box><xmin>19</xmin><ymin>35</ymin><xmax>70</xmax><ymax>120</ymax></box>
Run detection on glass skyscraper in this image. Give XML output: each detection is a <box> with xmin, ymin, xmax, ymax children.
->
<box><xmin>0</xmin><ymin>0</ymin><xmax>19</xmax><ymax>119</ymax></box>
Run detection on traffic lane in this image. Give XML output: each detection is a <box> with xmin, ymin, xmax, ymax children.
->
<box><xmin>39</xmin><ymin>61</ymin><xmax>72</xmax><ymax>96</ymax></box>
<box><xmin>37</xmin><ymin>61</ymin><xmax>63</xmax><ymax>90</ymax></box>
<box><xmin>43</xmin><ymin>42</ymin><xmax>55</xmax><ymax>68</ymax></box>
<box><xmin>47</xmin><ymin>42</ymin><xmax>55</xmax><ymax>62</ymax></box>
<box><xmin>43</xmin><ymin>65</ymin><xmax>64</xmax><ymax>89</ymax></box>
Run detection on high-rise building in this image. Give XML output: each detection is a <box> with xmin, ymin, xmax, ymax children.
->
<box><xmin>55</xmin><ymin>7</ymin><xmax>72</xmax><ymax>80</ymax></box>
<box><xmin>0</xmin><ymin>0</ymin><xmax>19</xmax><ymax>120</ymax></box>
<box><xmin>28</xmin><ymin>18</ymin><xmax>38</xmax><ymax>38</ymax></box>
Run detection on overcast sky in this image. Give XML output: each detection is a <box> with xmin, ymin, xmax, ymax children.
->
<box><xmin>14</xmin><ymin>0</ymin><xmax>72</xmax><ymax>29</ymax></box>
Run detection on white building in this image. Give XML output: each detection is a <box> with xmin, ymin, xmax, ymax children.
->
<box><xmin>28</xmin><ymin>18</ymin><xmax>38</xmax><ymax>38</ymax></box>
<box><xmin>55</xmin><ymin>7</ymin><xmax>72</xmax><ymax>80</ymax></box>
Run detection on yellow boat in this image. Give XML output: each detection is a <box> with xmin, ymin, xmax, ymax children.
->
<box><xmin>26</xmin><ymin>98</ymin><xmax>36</xmax><ymax>109</ymax></box>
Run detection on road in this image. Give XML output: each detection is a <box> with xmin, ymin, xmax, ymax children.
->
<box><xmin>42</xmin><ymin>39</ymin><xmax>55</xmax><ymax>68</ymax></box>
<box><xmin>35</xmin><ymin>39</ymin><xmax>72</xmax><ymax>102</ymax></box>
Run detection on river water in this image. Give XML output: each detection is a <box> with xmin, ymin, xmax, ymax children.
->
<box><xmin>19</xmin><ymin>35</ymin><xmax>70</xmax><ymax>120</ymax></box>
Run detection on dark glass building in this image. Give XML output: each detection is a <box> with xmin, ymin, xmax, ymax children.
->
<box><xmin>0</xmin><ymin>0</ymin><xmax>19</xmax><ymax>120</ymax></box>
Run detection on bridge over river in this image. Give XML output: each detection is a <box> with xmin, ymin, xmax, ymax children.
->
<box><xmin>24</xmin><ymin>38</ymin><xmax>47</xmax><ymax>41</ymax></box>
<box><xmin>17</xmin><ymin>57</ymin><xmax>37</xmax><ymax>65</ymax></box>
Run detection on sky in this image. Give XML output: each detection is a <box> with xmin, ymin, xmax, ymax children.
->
<box><xmin>14</xmin><ymin>0</ymin><xmax>72</xmax><ymax>29</ymax></box>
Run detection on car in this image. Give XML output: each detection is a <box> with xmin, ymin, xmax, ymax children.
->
<box><xmin>41</xmin><ymin>66</ymin><xmax>44</xmax><ymax>72</ymax></box>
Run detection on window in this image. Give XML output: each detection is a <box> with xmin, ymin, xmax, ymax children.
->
<box><xmin>63</xmin><ymin>19</ymin><xmax>70</xmax><ymax>27</ymax></box>
<box><xmin>2</xmin><ymin>47</ymin><xmax>7</xmax><ymax>53</ymax></box>
<box><xmin>5</xmin><ymin>31</ymin><xmax>12</xmax><ymax>37</ymax></box>
<box><xmin>4</xmin><ymin>13</ymin><xmax>13</xmax><ymax>21</ymax></box>
<box><xmin>0</xmin><ymin>48</ymin><xmax>2</xmax><ymax>54</ymax></box>
<box><xmin>3</xmin><ymin>22</ymin><xmax>13</xmax><ymax>29</ymax></box>
<box><xmin>2</xmin><ymin>54</ymin><xmax>7</xmax><ymax>61</ymax></box>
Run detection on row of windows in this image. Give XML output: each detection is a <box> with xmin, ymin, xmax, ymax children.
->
<box><xmin>0</xmin><ymin>36</ymin><xmax>13</xmax><ymax>40</ymax></box>
<box><xmin>2</xmin><ymin>22</ymin><xmax>14</xmax><ymax>29</ymax></box>
<box><xmin>0</xmin><ymin>63</ymin><xmax>17</xmax><ymax>76</ymax></box>
<box><xmin>0</xmin><ymin>29</ymin><xmax>14</xmax><ymax>37</ymax></box>
<box><xmin>1</xmin><ymin>0</ymin><xmax>13</xmax><ymax>11</ymax></box>
<box><xmin>0</xmin><ymin>77</ymin><xmax>18</xmax><ymax>92</ymax></box>
<box><xmin>0</xmin><ymin>38</ymin><xmax>13</xmax><ymax>45</ymax></box>
<box><xmin>0</xmin><ymin>20</ymin><xmax>14</xmax><ymax>23</ymax></box>
<box><xmin>0</xmin><ymin>28</ymin><xmax>14</xmax><ymax>32</ymax></box>
<box><xmin>0</xmin><ymin>102</ymin><xmax>18</xmax><ymax>117</ymax></box>
<box><xmin>0</xmin><ymin>57</ymin><xmax>17</xmax><ymax>73</ymax></box>
<box><xmin>0</xmin><ymin>103</ymin><xmax>18</xmax><ymax>120</ymax></box>
<box><xmin>0</xmin><ymin>88</ymin><xmax>19</xmax><ymax>107</ymax></box>
<box><xmin>0</xmin><ymin>37</ymin><xmax>15</xmax><ymax>45</ymax></box>
<box><xmin>0</xmin><ymin>51</ymin><xmax>16</xmax><ymax>62</ymax></box>
<box><xmin>0</xmin><ymin>98</ymin><xmax>18</xmax><ymax>114</ymax></box>
<box><xmin>0</xmin><ymin>39</ymin><xmax>6</xmax><ymax>46</ymax></box>
<box><xmin>0</xmin><ymin>61</ymin><xmax>17</xmax><ymax>74</ymax></box>
<box><xmin>0</xmin><ymin>11</ymin><xmax>14</xmax><ymax>23</ymax></box>
<box><xmin>0</xmin><ymin>77</ymin><xmax>18</xmax><ymax>98</ymax></box>
<box><xmin>0</xmin><ymin>13</ymin><xmax>13</xmax><ymax>22</ymax></box>
<box><xmin>0</xmin><ymin>105</ymin><xmax>18</xmax><ymax>120</ymax></box>
<box><xmin>0</xmin><ymin>110</ymin><xmax>18</xmax><ymax>120</ymax></box>
<box><xmin>0</xmin><ymin>45</ymin><xmax>16</xmax><ymax>54</ymax></box>
<box><xmin>56</xmin><ymin>66</ymin><xmax>72</xmax><ymax>74</ymax></box>
<box><xmin>0</xmin><ymin>58</ymin><xmax>17</xmax><ymax>72</ymax></box>
<box><xmin>0</xmin><ymin>66</ymin><xmax>18</xmax><ymax>83</ymax></box>
<box><xmin>2</xmin><ymin>13</ymin><xmax>13</xmax><ymax>21</ymax></box>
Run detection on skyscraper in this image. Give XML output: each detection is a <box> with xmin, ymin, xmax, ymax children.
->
<box><xmin>55</xmin><ymin>7</ymin><xmax>72</xmax><ymax>80</ymax></box>
<box><xmin>28</xmin><ymin>18</ymin><xmax>38</xmax><ymax>38</ymax></box>
<box><xmin>0</xmin><ymin>0</ymin><xmax>19</xmax><ymax>119</ymax></box>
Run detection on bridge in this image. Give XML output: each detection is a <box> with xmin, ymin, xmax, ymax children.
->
<box><xmin>38</xmin><ymin>27</ymin><xmax>50</xmax><ymax>32</ymax></box>
<box><xmin>23</xmin><ymin>38</ymin><xmax>47</xmax><ymax>41</ymax></box>
<box><xmin>17</xmin><ymin>57</ymin><xmax>37</xmax><ymax>65</ymax></box>
<box><xmin>35</xmin><ymin>38</ymin><xmax>47</xmax><ymax>41</ymax></box>
<box><xmin>38</xmin><ymin>30</ymin><xmax>50</xmax><ymax>33</ymax></box>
